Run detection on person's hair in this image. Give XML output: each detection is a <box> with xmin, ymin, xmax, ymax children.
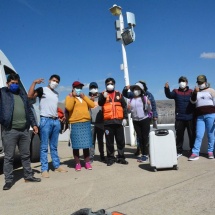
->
<box><xmin>105</xmin><ymin>77</ymin><xmax>115</xmax><ymax>85</ymax></box>
<box><xmin>138</xmin><ymin>80</ymin><xmax>148</xmax><ymax>92</ymax></box>
<box><xmin>49</xmin><ymin>74</ymin><xmax>60</xmax><ymax>82</ymax></box>
<box><xmin>7</xmin><ymin>73</ymin><xmax>20</xmax><ymax>83</ymax></box>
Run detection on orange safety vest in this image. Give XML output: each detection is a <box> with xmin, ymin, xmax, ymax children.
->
<box><xmin>103</xmin><ymin>91</ymin><xmax>123</xmax><ymax>120</ymax></box>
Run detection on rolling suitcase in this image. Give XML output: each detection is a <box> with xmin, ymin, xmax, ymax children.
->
<box><xmin>149</xmin><ymin>129</ymin><xmax>178</xmax><ymax>172</ymax></box>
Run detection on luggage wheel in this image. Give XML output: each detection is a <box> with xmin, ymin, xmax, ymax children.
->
<box><xmin>173</xmin><ymin>165</ymin><xmax>179</xmax><ymax>170</ymax></box>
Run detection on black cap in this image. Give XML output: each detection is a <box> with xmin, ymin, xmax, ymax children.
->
<box><xmin>178</xmin><ymin>76</ymin><xmax>188</xmax><ymax>83</ymax></box>
<box><xmin>89</xmin><ymin>82</ymin><xmax>98</xmax><ymax>89</ymax></box>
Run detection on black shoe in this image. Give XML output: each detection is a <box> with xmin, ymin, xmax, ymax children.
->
<box><xmin>107</xmin><ymin>159</ymin><xmax>115</xmax><ymax>166</ymax></box>
<box><xmin>3</xmin><ymin>182</ymin><xmax>13</xmax><ymax>190</ymax></box>
<box><xmin>25</xmin><ymin>177</ymin><xmax>41</xmax><ymax>182</ymax></box>
<box><xmin>100</xmin><ymin>156</ymin><xmax>106</xmax><ymax>163</ymax></box>
<box><xmin>116</xmin><ymin>158</ymin><xmax>129</xmax><ymax>165</ymax></box>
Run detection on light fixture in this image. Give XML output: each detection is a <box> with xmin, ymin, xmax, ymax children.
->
<box><xmin>109</xmin><ymin>4</ymin><xmax>122</xmax><ymax>16</ymax></box>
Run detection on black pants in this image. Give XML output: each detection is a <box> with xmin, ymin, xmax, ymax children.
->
<box><xmin>2</xmin><ymin>129</ymin><xmax>33</xmax><ymax>183</ymax></box>
<box><xmin>133</xmin><ymin>118</ymin><xmax>151</xmax><ymax>155</ymax></box>
<box><xmin>175</xmin><ymin>119</ymin><xmax>195</xmax><ymax>154</ymax></box>
<box><xmin>92</xmin><ymin>125</ymin><xmax>104</xmax><ymax>157</ymax></box>
<box><xmin>104</xmin><ymin>124</ymin><xmax>125</xmax><ymax>160</ymax></box>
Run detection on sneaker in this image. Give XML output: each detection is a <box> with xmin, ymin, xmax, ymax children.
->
<box><xmin>188</xmin><ymin>154</ymin><xmax>199</xmax><ymax>161</ymax></box>
<box><xmin>116</xmin><ymin>158</ymin><xmax>129</xmax><ymax>165</ymax></box>
<box><xmin>90</xmin><ymin>158</ymin><xmax>94</xmax><ymax>164</ymax></box>
<box><xmin>177</xmin><ymin>153</ymin><xmax>182</xmax><ymax>159</ymax></box>
<box><xmin>107</xmin><ymin>159</ymin><xmax>115</xmax><ymax>166</ymax></box>
<box><xmin>25</xmin><ymin>177</ymin><xmax>41</xmax><ymax>183</ymax></box>
<box><xmin>55</xmin><ymin>166</ymin><xmax>68</xmax><ymax>173</ymax></box>
<box><xmin>85</xmin><ymin>162</ymin><xmax>92</xmax><ymax>170</ymax></box>
<box><xmin>208</xmin><ymin>152</ymin><xmax>214</xmax><ymax>159</ymax></box>
<box><xmin>137</xmin><ymin>155</ymin><xmax>148</xmax><ymax>163</ymax></box>
<box><xmin>41</xmin><ymin>171</ymin><xmax>49</xmax><ymax>178</ymax></box>
<box><xmin>75</xmin><ymin>163</ymin><xmax>82</xmax><ymax>171</ymax></box>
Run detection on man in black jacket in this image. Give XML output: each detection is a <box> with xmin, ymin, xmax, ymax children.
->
<box><xmin>0</xmin><ymin>74</ymin><xmax>41</xmax><ymax>191</ymax></box>
<box><xmin>164</xmin><ymin>76</ymin><xmax>195</xmax><ymax>158</ymax></box>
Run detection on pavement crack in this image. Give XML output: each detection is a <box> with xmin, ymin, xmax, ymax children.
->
<box><xmin>105</xmin><ymin>170</ymin><xmax>211</xmax><ymax>210</ymax></box>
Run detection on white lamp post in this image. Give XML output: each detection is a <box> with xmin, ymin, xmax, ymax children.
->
<box><xmin>109</xmin><ymin>4</ymin><xmax>136</xmax><ymax>146</ymax></box>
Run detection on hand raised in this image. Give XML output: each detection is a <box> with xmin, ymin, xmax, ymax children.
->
<box><xmin>34</xmin><ymin>78</ymin><xmax>44</xmax><ymax>84</ymax></box>
<box><xmin>165</xmin><ymin>82</ymin><xmax>169</xmax><ymax>88</ymax></box>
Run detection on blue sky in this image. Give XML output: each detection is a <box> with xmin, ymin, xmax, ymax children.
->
<box><xmin>1</xmin><ymin>0</ymin><xmax>215</xmax><ymax>101</ymax></box>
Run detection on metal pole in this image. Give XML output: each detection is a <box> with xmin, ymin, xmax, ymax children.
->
<box><xmin>119</xmin><ymin>13</ymin><xmax>136</xmax><ymax>146</ymax></box>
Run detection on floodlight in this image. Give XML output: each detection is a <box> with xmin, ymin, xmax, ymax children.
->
<box><xmin>109</xmin><ymin>4</ymin><xmax>122</xmax><ymax>16</ymax></box>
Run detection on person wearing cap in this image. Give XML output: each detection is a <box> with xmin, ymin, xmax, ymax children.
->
<box><xmin>88</xmin><ymin>82</ymin><xmax>105</xmax><ymax>163</ymax></box>
<box><xmin>28</xmin><ymin>75</ymin><xmax>68</xmax><ymax>178</ymax></box>
<box><xmin>65</xmin><ymin>81</ymin><xmax>95</xmax><ymax>171</ymax></box>
<box><xmin>188</xmin><ymin>75</ymin><xmax>215</xmax><ymax>161</ymax></box>
<box><xmin>122</xmin><ymin>82</ymin><xmax>152</xmax><ymax>162</ymax></box>
<box><xmin>122</xmin><ymin>80</ymin><xmax>158</xmax><ymax>156</ymax></box>
<box><xmin>98</xmin><ymin>78</ymin><xmax>128</xmax><ymax>166</ymax></box>
<box><xmin>164</xmin><ymin>76</ymin><xmax>195</xmax><ymax>158</ymax></box>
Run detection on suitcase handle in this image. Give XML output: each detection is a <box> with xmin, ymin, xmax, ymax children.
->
<box><xmin>155</xmin><ymin>129</ymin><xmax>169</xmax><ymax>136</ymax></box>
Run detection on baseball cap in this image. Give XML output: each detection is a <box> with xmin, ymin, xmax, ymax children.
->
<box><xmin>178</xmin><ymin>76</ymin><xmax>188</xmax><ymax>83</ymax></box>
<box><xmin>196</xmin><ymin>75</ymin><xmax>207</xmax><ymax>83</ymax></box>
<box><xmin>72</xmin><ymin>81</ymin><xmax>84</xmax><ymax>88</ymax></box>
<box><xmin>89</xmin><ymin>82</ymin><xmax>98</xmax><ymax>89</ymax></box>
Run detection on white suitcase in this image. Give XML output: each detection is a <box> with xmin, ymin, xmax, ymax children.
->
<box><xmin>149</xmin><ymin>129</ymin><xmax>178</xmax><ymax>171</ymax></box>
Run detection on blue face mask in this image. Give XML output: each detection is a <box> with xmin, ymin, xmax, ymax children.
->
<box><xmin>75</xmin><ymin>88</ymin><xmax>82</xmax><ymax>96</ymax></box>
<box><xmin>9</xmin><ymin>83</ymin><xmax>19</xmax><ymax>93</ymax></box>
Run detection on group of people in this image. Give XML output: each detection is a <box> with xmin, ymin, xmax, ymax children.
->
<box><xmin>164</xmin><ymin>75</ymin><xmax>215</xmax><ymax>161</ymax></box>
<box><xmin>1</xmin><ymin>73</ymin><xmax>215</xmax><ymax>191</ymax></box>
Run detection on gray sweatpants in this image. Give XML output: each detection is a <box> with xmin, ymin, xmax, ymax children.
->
<box><xmin>2</xmin><ymin>128</ymin><xmax>33</xmax><ymax>183</ymax></box>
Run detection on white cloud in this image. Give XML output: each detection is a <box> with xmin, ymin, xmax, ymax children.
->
<box><xmin>57</xmin><ymin>86</ymin><xmax>72</xmax><ymax>93</ymax></box>
<box><xmin>200</xmin><ymin>52</ymin><xmax>215</xmax><ymax>59</ymax></box>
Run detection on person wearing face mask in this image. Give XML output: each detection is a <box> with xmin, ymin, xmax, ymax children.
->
<box><xmin>98</xmin><ymin>78</ymin><xmax>128</xmax><ymax>166</ymax></box>
<box><xmin>123</xmin><ymin>82</ymin><xmax>152</xmax><ymax>162</ymax></box>
<box><xmin>164</xmin><ymin>76</ymin><xmax>195</xmax><ymax>158</ymax></box>
<box><xmin>88</xmin><ymin>82</ymin><xmax>105</xmax><ymax>163</ymax></box>
<box><xmin>0</xmin><ymin>74</ymin><xmax>41</xmax><ymax>190</ymax></box>
<box><xmin>28</xmin><ymin>74</ymin><xmax>68</xmax><ymax>178</ymax></box>
<box><xmin>188</xmin><ymin>75</ymin><xmax>215</xmax><ymax>161</ymax></box>
<box><xmin>65</xmin><ymin>81</ymin><xmax>95</xmax><ymax>171</ymax></box>
<box><xmin>122</xmin><ymin>80</ymin><xmax>158</xmax><ymax>156</ymax></box>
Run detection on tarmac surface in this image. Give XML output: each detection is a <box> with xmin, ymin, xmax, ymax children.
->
<box><xmin>0</xmin><ymin>141</ymin><xmax>215</xmax><ymax>215</ymax></box>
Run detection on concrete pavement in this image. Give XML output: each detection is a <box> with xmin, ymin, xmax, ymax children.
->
<box><xmin>0</xmin><ymin>142</ymin><xmax>215</xmax><ymax>215</ymax></box>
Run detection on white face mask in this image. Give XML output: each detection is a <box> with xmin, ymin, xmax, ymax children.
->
<box><xmin>49</xmin><ymin>81</ymin><xmax>58</xmax><ymax>89</ymax></box>
<box><xmin>134</xmin><ymin>90</ymin><xmax>141</xmax><ymax>96</ymax></box>
<box><xmin>179</xmin><ymin>82</ymin><xmax>186</xmax><ymax>89</ymax></box>
<box><xmin>90</xmin><ymin>88</ymin><xmax>98</xmax><ymax>94</ymax></box>
<box><xmin>106</xmin><ymin>84</ymin><xmax>114</xmax><ymax>91</ymax></box>
<box><xmin>198</xmin><ymin>83</ymin><xmax>206</xmax><ymax>89</ymax></box>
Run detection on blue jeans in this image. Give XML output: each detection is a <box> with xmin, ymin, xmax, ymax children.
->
<box><xmin>39</xmin><ymin>117</ymin><xmax>61</xmax><ymax>172</ymax></box>
<box><xmin>192</xmin><ymin>113</ymin><xmax>215</xmax><ymax>155</ymax></box>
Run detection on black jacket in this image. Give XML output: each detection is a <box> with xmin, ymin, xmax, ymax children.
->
<box><xmin>0</xmin><ymin>87</ymin><xmax>37</xmax><ymax>129</ymax></box>
<box><xmin>164</xmin><ymin>86</ymin><xmax>195</xmax><ymax>121</ymax></box>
